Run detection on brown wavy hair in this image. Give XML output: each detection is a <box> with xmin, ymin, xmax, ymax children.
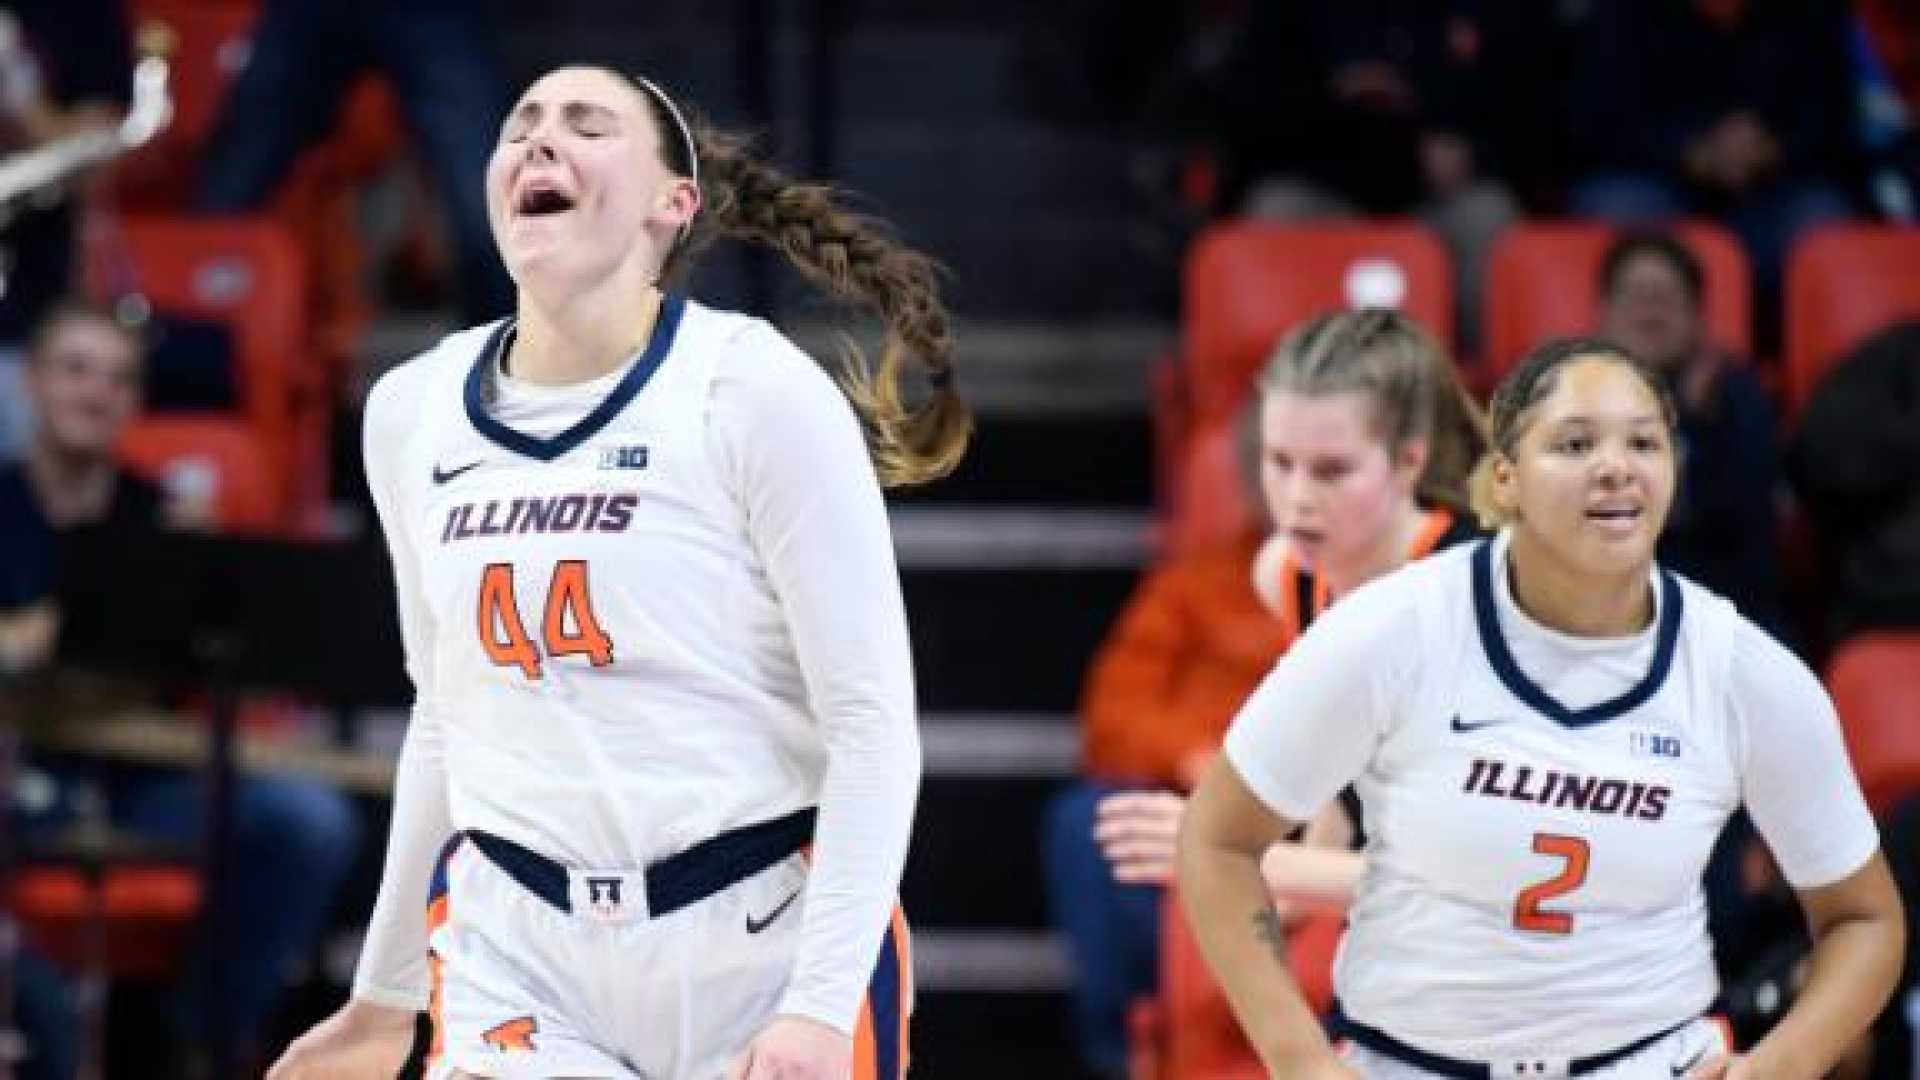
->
<box><xmin>627</xmin><ymin>75</ymin><xmax>970</xmax><ymax>487</ymax></box>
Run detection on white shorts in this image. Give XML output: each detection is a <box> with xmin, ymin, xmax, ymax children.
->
<box><xmin>1338</xmin><ymin>1016</ymin><xmax>1734</xmax><ymax>1080</ymax></box>
<box><xmin>423</xmin><ymin>834</ymin><xmax>912</xmax><ymax>1080</ymax></box>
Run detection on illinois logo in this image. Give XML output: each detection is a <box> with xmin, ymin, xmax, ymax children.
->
<box><xmin>482</xmin><ymin>1015</ymin><xmax>538</xmax><ymax>1054</ymax></box>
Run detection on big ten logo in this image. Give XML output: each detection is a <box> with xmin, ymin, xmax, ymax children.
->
<box><xmin>1629</xmin><ymin>732</ymin><xmax>1682</xmax><ymax>759</ymax></box>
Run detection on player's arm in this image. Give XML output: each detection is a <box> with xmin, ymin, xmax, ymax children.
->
<box><xmin>1178</xmin><ymin>575</ymin><xmax>1407</xmax><ymax>1077</ymax></box>
<box><xmin>1180</xmin><ymin>758</ymin><xmax>1342</xmax><ymax>1074</ymax></box>
<box><xmin>717</xmin><ymin>335</ymin><xmax>920</xmax><ymax>1039</ymax></box>
<box><xmin>1729</xmin><ymin>624</ymin><xmax>1904</xmax><ymax>1079</ymax></box>
<box><xmin>350</xmin><ymin>368</ymin><xmax>454</xmax><ymax>1012</ymax></box>
<box><xmin>1260</xmin><ymin>821</ymin><xmax>1364</xmax><ymax>919</ymax></box>
<box><xmin>271</xmin><ymin>368</ymin><xmax>447</xmax><ymax>1078</ymax></box>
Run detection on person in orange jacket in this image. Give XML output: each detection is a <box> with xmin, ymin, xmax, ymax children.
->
<box><xmin>1043</xmin><ymin>309</ymin><xmax>1485</xmax><ymax>1078</ymax></box>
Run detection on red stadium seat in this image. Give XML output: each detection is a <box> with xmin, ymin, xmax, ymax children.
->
<box><xmin>111</xmin><ymin>218</ymin><xmax>314</xmax><ymax>485</ymax></box>
<box><xmin>1182</xmin><ymin>222</ymin><xmax>1454</xmax><ymax>430</ymax></box>
<box><xmin>1784</xmin><ymin>226</ymin><xmax>1920</xmax><ymax>421</ymax></box>
<box><xmin>1166</xmin><ymin>418</ymin><xmax>1258</xmax><ymax>556</ymax></box>
<box><xmin>120</xmin><ymin>413</ymin><xmax>286</xmax><ymax>531</ymax></box>
<box><xmin>1163</xmin><ymin>222</ymin><xmax>1452</xmax><ymax>553</ymax></box>
<box><xmin>9</xmin><ymin>865</ymin><xmax>201</xmax><ymax>981</ymax></box>
<box><xmin>1826</xmin><ymin>634</ymin><xmax>1920</xmax><ymax>817</ymax></box>
<box><xmin>1484</xmin><ymin>221</ymin><xmax>1752</xmax><ymax>382</ymax></box>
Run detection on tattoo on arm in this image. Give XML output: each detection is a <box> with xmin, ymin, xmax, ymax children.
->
<box><xmin>1252</xmin><ymin>908</ymin><xmax>1288</xmax><ymax>964</ymax></box>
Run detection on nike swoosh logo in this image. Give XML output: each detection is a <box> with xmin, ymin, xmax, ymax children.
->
<box><xmin>1449</xmin><ymin>714</ymin><xmax>1508</xmax><ymax>733</ymax></box>
<box><xmin>433</xmin><ymin>460</ymin><xmax>482</xmax><ymax>485</ymax></box>
<box><xmin>746</xmin><ymin>888</ymin><xmax>801</xmax><ymax>934</ymax></box>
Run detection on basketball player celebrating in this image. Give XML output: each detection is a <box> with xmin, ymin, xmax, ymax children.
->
<box><xmin>1180</xmin><ymin>339</ymin><xmax>1902</xmax><ymax>1079</ymax></box>
<box><xmin>269</xmin><ymin>65</ymin><xmax>966</xmax><ymax>1080</ymax></box>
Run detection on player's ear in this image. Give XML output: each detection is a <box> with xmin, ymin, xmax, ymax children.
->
<box><xmin>1489</xmin><ymin>453</ymin><xmax>1519</xmax><ymax>518</ymax></box>
<box><xmin>1394</xmin><ymin>436</ymin><xmax>1430</xmax><ymax>493</ymax></box>
<box><xmin>656</xmin><ymin>177</ymin><xmax>700</xmax><ymax>231</ymax></box>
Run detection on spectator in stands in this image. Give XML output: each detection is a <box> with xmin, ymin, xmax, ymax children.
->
<box><xmin>1564</xmin><ymin>1</ymin><xmax>1858</xmax><ymax>327</ymax></box>
<box><xmin>194</xmin><ymin>0</ymin><xmax>514</xmax><ymax>323</ymax></box>
<box><xmin>0</xmin><ymin>303</ymin><xmax>359</xmax><ymax>1074</ymax></box>
<box><xmin>1209</xmin><ymin>3</ymin><xmax>1561</xmax><ymax>351</ymax></box>
<box><xmin>0</xmin><ymin>1</ymin><xmax>131</xmax><ymax>459</ymax></box>
<box><xmin>1595</xmin><ymin>229</ymin><xmax>1784</xmax><ymax>632</ymax></box>
<box><xmin>1044</xmin><ymin>310</ymin><xmax>1484</xmax><ymax>1078</ymax></box>
<box><xmin>1788</xmin><ymin>320</ymin><xmax>1920</xmax><ymax>637</ymax></box>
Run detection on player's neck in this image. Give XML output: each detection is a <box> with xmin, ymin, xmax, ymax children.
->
<box><xmin>1505</xmin><ymin>530</ymin><xmax>1653</xmax><ymax>638</ymax></box>
<box><xmin>508</xmin><ymin>279</ymin><xmax>664</xmax><ymax>387</ymax></box>
<box><xmin>1321</xmin><ymin>499</ymin><xmax>1425</xmax><ymax>601</ymax></box>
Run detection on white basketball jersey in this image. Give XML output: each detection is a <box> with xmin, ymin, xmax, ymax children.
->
<box><xmin>354</xmin><ymin>293</ymin><xmax>921</xmax><ymax>1032</ymax></box>
<box><xmin>375</xmin><ymin>296</ymin><xmax>840</xmax><ymax>866</ymax></box>
<box><xmin>1225</xmin><ymin>531</ymin><xmax>1877</xmax><ymax>1060</ymax></box>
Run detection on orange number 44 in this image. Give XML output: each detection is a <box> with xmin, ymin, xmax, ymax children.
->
<box><xmin>1513</xmin><ymin>832</ymin><xmax>1590</xmax><ymax>935</ymax></box>
<box><xmin>478</xmin><ymin>561</ymin><xmax>614</xmax><ymax>680</ymax></box>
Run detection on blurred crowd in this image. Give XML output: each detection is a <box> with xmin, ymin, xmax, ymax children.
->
<box><xmin>0</xmin><ymin>0</ymin><xmax>1918</xmax><ymax>1079</ymax></box>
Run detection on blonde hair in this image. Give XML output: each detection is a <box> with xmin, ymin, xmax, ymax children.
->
<box><xmin>624</xmin><ymin>75</ymin><xmax>969</xmax><ymax>487</ymax></box>
<box><xmin>1259</xmin><ymin>309</ymin><xmax>1488</xmax><ymax>514</ymax></box>
<box><xmin>1467</xmin><ymin>336</ymin><xmax>1678</xmax><ymax>527</ymax></box>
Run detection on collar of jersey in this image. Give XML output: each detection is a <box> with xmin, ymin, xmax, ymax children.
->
<box><xmin>464</xmin><ymin>292</ymin><xmax>687</xmax><ymax>462</ymax></box>
<box><xmin>1470</xmin><ymin>537</ymin><xmax>1683</xmax><ymax>728</ymax></box>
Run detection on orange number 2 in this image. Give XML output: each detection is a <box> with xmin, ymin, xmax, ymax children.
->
<box><xmin>1512</xmin><ymin>832</ymin><xmax>1589</xmax><ymax>935</ymax></box>
<box><xmin>477</xmin><ymin>561</ymin><xmax>614</xmax><ymax>680</ymax></box>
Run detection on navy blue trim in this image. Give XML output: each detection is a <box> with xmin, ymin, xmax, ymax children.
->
<box><xmin>463</xmin><ymin>806</ymin><xmax>817</xmax><ymax>919</ymax></box>
<box><xmin>463</xmin><ymin>292</ymin><xmax>688</xmax><ymax>462</ymax></box>
<box><xmin>1470</xmin><ymin>539</ymin><xmax>1683</xmax><ymax>728</ymax></box>
<box><xmin>1330</xmin><ymin>1007</ymin><xmax>1687</xmax><ymax>1077</ymax></box>
<box><xmin>870</xmin><ymin>916</ymin><xmax>903</xmax><ymax>1079</ymax></box>
<box><xmin>427</xmin><ymin>834</ymin><xmax>463</xmax><ymax>905</ymax></box>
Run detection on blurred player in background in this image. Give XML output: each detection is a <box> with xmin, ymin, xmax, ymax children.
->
<box><xmin>1050</xmin><ymin>309</ymin><xmax>1482</xmax><ymax>1075</ymax></box>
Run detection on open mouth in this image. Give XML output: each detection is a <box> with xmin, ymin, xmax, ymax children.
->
<box><xmin>516</xmin><ymin>184</ymin><xmax>576</xmax><ymax>217</ymax></box>
<box><xmin>1585</xmin><ymin>503</ymin><xmax>1643</xmax><ymax>530</ymax></box>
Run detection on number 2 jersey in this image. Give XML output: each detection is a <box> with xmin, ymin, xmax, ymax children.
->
<box><xmin>1224</xmin><ymin>530</ymin><xmax>1877</xmax><ymax>1059</ymax></box>
<box><xmin>350</xmin><ymin>293</ymin><xmax>921</xmax><ymax>1035</ymax></box>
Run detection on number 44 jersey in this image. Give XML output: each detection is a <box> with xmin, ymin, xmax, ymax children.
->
<box><xmin>361</xmin><ymin>293</ymin><xmax>916</xmax><ymax>876</ymax></box>
<box><xmin>1223</xmin><ymin>530</ymin><xmax>1877</xmax><ymax>1061</ymax></box>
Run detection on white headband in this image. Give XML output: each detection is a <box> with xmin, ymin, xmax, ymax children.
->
<box><xmin>631</xmin><ymin>74</ymin><xmax>699</xmax><ymax>194</ymax></box>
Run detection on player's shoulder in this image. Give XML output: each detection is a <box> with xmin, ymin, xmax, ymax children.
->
<box><xmin>367</xmin><ymin>319</ymin><xmax>503</xmax><ymax>417</ymax></box>
<box><xmin>1386</xmin><ymin>534</ymin><xmax>1483</xmax><ymax>599</ymax></box>
<box><xmin>685</xmin><ymin>299</ymin><xmax>853</xmax><ymax>434</ymax></box>
<box><xmin>1662</xmin><ymin>564</ymin><xmax>1749</xmax><ymax>667</ymax></box>
<box><xmin>1318</xmin><ymin>538</ymin><xmax>1481</xmax><ymax>643</ymax></box>
<box><xmin>684</xmin><ymin>299</ymin><xmax>828</xmax><ymax>384</ymax></box>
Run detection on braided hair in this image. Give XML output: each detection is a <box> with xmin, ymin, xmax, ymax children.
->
<box><xmin>630</xmin><ymin>75</ymin><xmax>969</xmax><ymax>488</ymax></box>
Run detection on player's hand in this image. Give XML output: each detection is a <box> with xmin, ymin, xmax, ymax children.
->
<box><xmin>1687</xmin><ymin>1054</ymin><xmax>1760</xmax><ymax>1080</ymax></box>
<box><xmin>1266</xmin><ymin>1047</ymin><xmax>1363</xmax><ymax>1080</ymax></box>
<box><xmin>265</xmin><ymin>999</ymin><xmax>415</xmax><ymax>1080</ymax></box>
<box><xmin>1095</xmin><ymin>791</ymin><xmax>1188</xmax><ymax>885</ymax></box>
<box><xmin>727</xmin><ymin>1014</ymin><xmax>852</xmax><ymax>1080</ymax></box>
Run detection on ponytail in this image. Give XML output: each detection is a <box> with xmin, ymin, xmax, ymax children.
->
<box><xmin>653</xmin><ymin>108</ymin><xmax>970</xmax><ymax>487</ymax></box>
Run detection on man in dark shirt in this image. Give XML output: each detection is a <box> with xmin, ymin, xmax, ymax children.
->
<box><xmin>0</xmin><ymin>304</ymin><xmax>359</xmax><ymax>1075</ymax></box>
<box><xmin>0</xmin><ymin>301</ymin><xmax>161</xmax><ymax>666</ymax></box>
<box><xmin>1596</xmin><ymin>230</ymin><xmax>1784</xmax><ymax>633</ymax></box>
